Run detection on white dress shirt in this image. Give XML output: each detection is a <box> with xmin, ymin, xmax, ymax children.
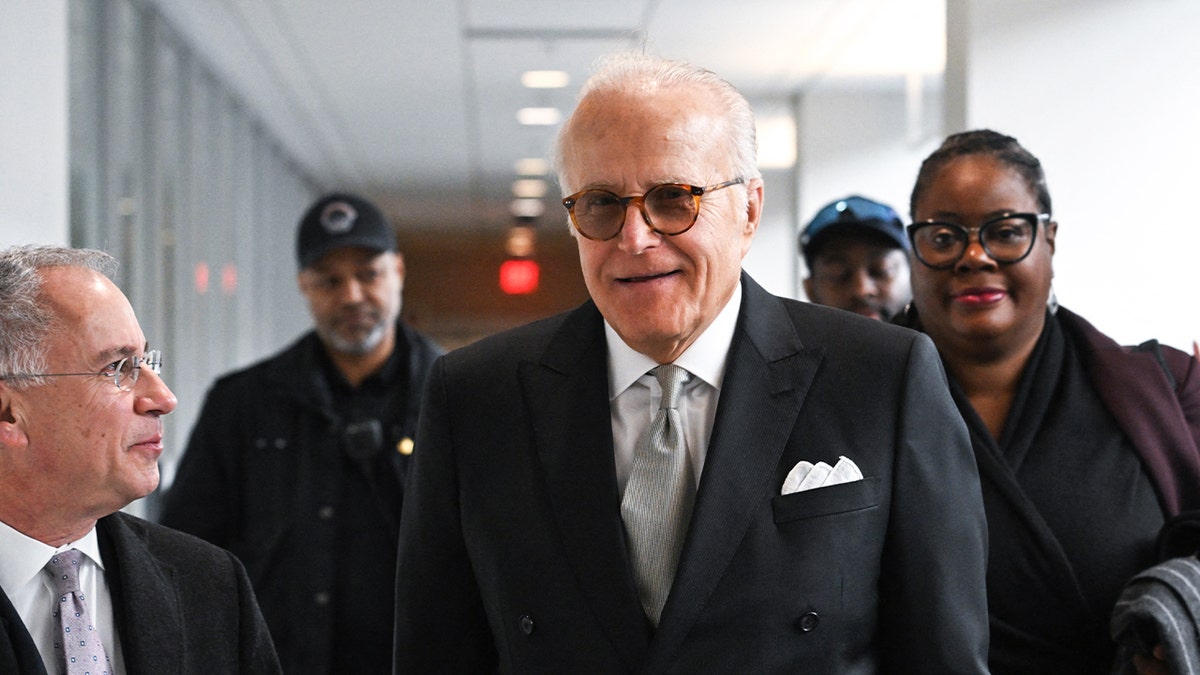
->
<box><xmin>608</xmin><ymin>282</ymin><xmax>742</xmax><ymax>496</ymax></box>
<box><xmin>0</xmin><ymin>519</ymin><xmax>127</xmax><ymax>674</ymax></box>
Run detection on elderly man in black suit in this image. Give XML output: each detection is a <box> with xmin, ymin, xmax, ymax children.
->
<box><xmin>393</xmin><ymin>52</ymin><xmax>990</xmax><ymax>673</ymax></box>
<box><xmin>0</xmin><ymin>245</ymin><xmax>279</xmax><ymax>674</ymax></box>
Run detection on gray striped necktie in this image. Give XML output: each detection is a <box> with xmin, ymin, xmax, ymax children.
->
<box><xmin>621</xmin><ymin>363</ymin><xmax>695</xmax><ymax>626</ymax></box>
<box><xmin>44</xmin><ymin>549</ymin><xmax>112</xmax><ymax>675</ymax></box>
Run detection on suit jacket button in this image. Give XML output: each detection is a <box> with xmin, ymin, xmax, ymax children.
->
<box><xmin>797</xmin><ymin>611</ymin><xmax>820</xmax><ymax>633</ymax></box>
<box><xmin>519</xmin><ymin>615</ymin><xmax>535</xmax><ymax>636</ymax></box>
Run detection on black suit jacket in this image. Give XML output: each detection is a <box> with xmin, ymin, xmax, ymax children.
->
<box><xmin>0</xmin><ymin>512</ymin><xmax>280</xmax><ymax>674</ymax></box>
<box><xmin>393</xmin><ymin>275</ymin><xmax>990</xmax><ymax>673</ymax></box>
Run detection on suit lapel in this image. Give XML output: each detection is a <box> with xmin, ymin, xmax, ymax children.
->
<box><xmin>0</xmin><ymin>584</ymin><xmax>46</xmax><ymax>675</ymax></box>
<box><xmin>98</xmin><ymin>514</ymin><xmax>185</xmax><ymax>672</ymax></box>
<box><xmin>519</xmin><ymin>301</ymin><xmax>651</xmax><ymax>667</ymax></box>
<box><xmin>959</xmin><ymin>407</ymin><xmax>1094</xmax><ymax>607</ymax></box>
<box><xmin>650</xmin><ymin>276</ymin><xmax>822</xmax><ymax>661</ymax></box>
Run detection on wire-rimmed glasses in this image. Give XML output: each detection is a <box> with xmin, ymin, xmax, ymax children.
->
<box><xmin>561</xmin><ymin>178</ymin><xmax>744</xmax><ymax>241</ymax></box>
<box><xmin>0</xmin><ymin>350</ymin><xmax>163</xmax><ymax>391</ymax></box>
<box><xmin>907</xmin><ymin>213</ymin><xmax>1050</xmax><ymax>270</ymax></box>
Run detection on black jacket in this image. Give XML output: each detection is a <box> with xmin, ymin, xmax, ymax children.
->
<box><xmin>1</xmin><ymin>513</ymin><xmax>280</xmax><ymax>674</ymax></box>
<box><xmin>159</xmin><ymin>319</ymin><xmax>441</xmax><ymax>674</ymax></box>
<box><xmin>394</xmin><ymin>275</ymin><xmax>989</xmax><ymax>673</ymax></box>
<box><xmin>899</xmin><ymin>305</ymin><xmax>1200</xmax><ymax>673</ymax></box>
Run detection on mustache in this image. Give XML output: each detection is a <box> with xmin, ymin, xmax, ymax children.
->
<box><xmin>332</xmin><ymin>307</ymin><xmax>382</xmax><ymax>323</ymax></box>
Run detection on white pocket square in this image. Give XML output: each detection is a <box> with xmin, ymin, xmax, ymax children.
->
<box><xmin>781</xmin><ymin>456</ymin><xmax>863</xmax><ymax>495</ymax></box>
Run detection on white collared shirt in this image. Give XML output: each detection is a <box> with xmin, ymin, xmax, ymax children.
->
<box><xmin>0</xmin><ymin>519</ymin><xmax>126</xmax><ymax>674</ymax></box>
<box><xmin>607</xmin><ymin>281</ymin><xmax>742</xmax><ymax>496</ymax></box>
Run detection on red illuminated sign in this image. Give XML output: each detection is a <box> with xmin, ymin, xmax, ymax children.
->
<box><xmin>499</xmin><ymin>259</ymin><xmax>539</xmax><ymax>295</ymax></box>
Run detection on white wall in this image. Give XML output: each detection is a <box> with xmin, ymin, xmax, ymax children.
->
<box><xmin>747</xmin><ymin>0</ymin><xmax>1199</xmax><ymax>353</ymax></box>
<box><xmin>968</xmin><ymin>0</ymin><xmax>1200</xmax><ymax>351</ymax></box>
<box><xmin>744</xmin><ymin>84</ymin><xmax>944</xmax><ymax>302</ymax></box>
<box><xmin>0</xmin><ymin>1</ymin><xmax>69</xmax><ymax>247</ymax></box>
<box><xmin>63</xmin><ymin>0</ymin><xmax>318</xmax><ymax>505</ymax></box>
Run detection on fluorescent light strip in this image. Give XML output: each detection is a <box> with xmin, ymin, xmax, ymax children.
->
<box><xmin>521</xmin><ymin>70</ymin><xmax>570</xmax><ymax>89</ymax></box>
<box><xmin>512</xmin><ymin>179</ymin><xmax>548</xmax><ymax>199</ymax></box>
<box><xmin>517</xmin><ymin>107</ymin><xmax>562</xmax><ymax>126</ymax></box>
<box><xmin>510</xmin><ymin>198</ymin><xmax>545</xmax><ymax>218</ymax></box>
<box><xmin>514</xmin><ymin>157</ymin><xmax>550</xmax><ymax>175</ymax></box>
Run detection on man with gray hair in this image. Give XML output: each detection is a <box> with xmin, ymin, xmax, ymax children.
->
<box><xmin>393</xmin><ymin>53</ymin><xmax>989</xmax><ymax>672</ymax></box>
<box><xmin>160</xmin><ymin>193</ymin><xmax>442</xmax><ymax>674</ymax></box>
<box><xmin>0</xmin><ymin>245</ymin><xmax>279</xmax><ymax>673</ymax></box>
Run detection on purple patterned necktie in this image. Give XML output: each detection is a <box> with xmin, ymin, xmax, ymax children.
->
<box><xmin>43</xmin><ymin>549</ymin><xmax>112</xmax><ymax>675</ymax></box>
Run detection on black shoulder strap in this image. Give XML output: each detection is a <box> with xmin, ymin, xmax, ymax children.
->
<box><xmin>1135</xmin><ymin>339</ymin><xmax>1176</xmax><ymax>390</ymax></box>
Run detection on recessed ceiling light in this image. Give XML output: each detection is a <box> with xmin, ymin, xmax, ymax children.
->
<box><xmin>514</xmin><ymin>157</ymin><xmax>550</xmax><ymax>176</ymax></box>
<box><xmin>517</xmin><ymin>107</ymin><xmax>562</xmax><ymax>126</ymax></box>
<box><xmin>510</xmin><ymin>198</ymin><xmax>545</xmax><ymax>218</ymax></box>
<box><xmin>757</xmin><ymin>114</ymin><xmax>797</xmax><ymax>170</ymax></box>
<box><xmin>512</xmin><ymin>179</ymin><xmax>548</xmax><ymax>199</ymax></box>
<box><xmin>505</xmin><ymin>225</ymin><xmax>537</xmax><ymax>257</ymax></box>
<box><xmin>521</xmin><ymin>70</ymin><xmax>570</xmax><ymax>89</ymax></box>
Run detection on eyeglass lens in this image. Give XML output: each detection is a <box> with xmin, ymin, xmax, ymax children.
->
<box><xmin>569</xmin><ymin>184</ymin><xmax>699</xmax><ymax>240</ymax></box>
<box><xmin>115</xmin><ymin>350</ymin><xmax>162</xmax><ymax>390</ymax></box>
<box><xmin>912</xmin><ymin>216</ymin><xmax>1036</xmax><ymax>268</ymax></box>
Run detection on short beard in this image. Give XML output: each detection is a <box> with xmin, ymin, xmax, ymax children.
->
<box><xmin>321</xmin><ymin>319</ymin><xmax>389</xmax><ymax>356</ymax></box>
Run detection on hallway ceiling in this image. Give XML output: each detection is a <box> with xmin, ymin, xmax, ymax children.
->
<box><xmin>149</xmin><ymin>0</ymin><xmax>944</xmax><ymax>231</ymax></box>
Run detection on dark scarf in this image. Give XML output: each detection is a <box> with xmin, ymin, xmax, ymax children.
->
<box><xmin>902</xmin><ymin>308</ymin><xmax>1163</xmax><ymax>674</ymax></box>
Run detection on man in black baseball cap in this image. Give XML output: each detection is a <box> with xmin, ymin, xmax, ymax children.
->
<box><xmin>161</xmin><ymin>192</ymin><xmax>443</xmax><ymax>673</ymax></box>
<box><xmin>295</xmin><ymin>193</ymin><xmax>396</xmax><ymax>269</ymax></box>
<box><xmin>799</xmin><ymin>195</ymin><xmax>911</xmax><ymax>322</ymax></box>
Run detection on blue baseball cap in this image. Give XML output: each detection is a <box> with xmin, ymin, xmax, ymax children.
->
<box><xmin>799</xmin><ymin>195</ymin><xmax>908</xmax><ymax>267</ymax></box>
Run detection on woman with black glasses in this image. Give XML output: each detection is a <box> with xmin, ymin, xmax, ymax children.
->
<box><xmin>898</xmin><ymin>129</ymin><xmax>1200</xmax><ymax>674</ymax></box>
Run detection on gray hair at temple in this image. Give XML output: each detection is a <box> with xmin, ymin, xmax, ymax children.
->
<box><xmin>0</xmin><ymin>245</ymin><xmax>118</xmax><ymax>389</ymax></box>
<box><xmin>553</xmin><ymin>51</ymin><xmax>761</xmax><ymax>194</ymax></box>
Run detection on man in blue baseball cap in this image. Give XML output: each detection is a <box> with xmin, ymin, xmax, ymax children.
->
<box><xmin>799</xmin><ymin>195</ymin><xmax>911</xmax><ymax>321</ymax></box>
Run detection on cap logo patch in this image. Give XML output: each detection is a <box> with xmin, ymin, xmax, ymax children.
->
<box><xmin>320</xmin><ymin>201</ymin><xmax>358</xmax><ymax>234</ymax></box>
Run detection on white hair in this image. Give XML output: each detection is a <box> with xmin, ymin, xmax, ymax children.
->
<box><xmin>0</xmin><ymin>245</ymin><xmax>117</xmax><ymax>388</ymax></box>
<box><xmin>553</xmin><ymin>51</ymin><xmax>760</xmax><ymax>196</ymax></box>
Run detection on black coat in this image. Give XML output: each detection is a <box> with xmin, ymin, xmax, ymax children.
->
<box><xmin>159</xmin><ymin>319</ymin><xmax>441</xmax><ymax>674</ymax></box>
<box><xmin>902</xmin><ymin>306</ymin><xmax>1200</xmax><ymax>673</ymax></box>
<box><xmin>0</xmin><ymin>513</ymin><xmax>280</xmax><ymax>674</ymax></box>
<box><xmin>394</xmin><ymin>274</ymin><xmax>991</xmax><ymax>673</ymax></box>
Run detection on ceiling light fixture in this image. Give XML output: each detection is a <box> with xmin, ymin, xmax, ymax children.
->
<box><xmin>514</xmin><ymin>157</ymin><xmax>550</xmax><ymax>176</ymax></box>
<box><xmin>756</xmin><ymin>114</ymin><xmax>797</xmax><ymax>170</ymax></box>
<box><xmin>510</xmin><ymin>198</ymin><xmax>545</xmax><ymax>218</ymax></box>
<box><xmin>512</xmin><ymin>179</ymin><xmax>548</xmax><ymax>199</ymax></box>
<box><xmin>521</xmin><ymin>70</ymin><xmax>570</xmax><ymax>89</ymax></box>
<box><xmin>505</xmin><ymin>225</ymin><xmax>537</xmax><ymax>258</ymax></box>
<box><xmin>517</xmin><ymin>107</ymin><xmax>562</xmax><ymax>126</ymax></box>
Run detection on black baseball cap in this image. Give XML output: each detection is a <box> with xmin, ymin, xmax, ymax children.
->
<box><xmin>296</xmin><ymin>193</ymin><xmax>396</xmax><ymax>269</ymax></box>
<box><xmin>799</xmin><ymin>195</ymin><xmax>908</xmax><ymax>267</ymax></box>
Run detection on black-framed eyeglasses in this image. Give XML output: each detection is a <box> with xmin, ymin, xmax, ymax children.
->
<box><xmin>907</xmin><ymin>213</ymin><xmax>1050</xmax><ymax>270</ymax></box>
<box><xmin>561</xmin><ymin>178</ymin><xmax>744</xmax><ymax>241</ymax></box>
<box><xmin>0</xmin><ymin>350</ymin><xmax>163</xmax><ymax>391</ymax></box>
